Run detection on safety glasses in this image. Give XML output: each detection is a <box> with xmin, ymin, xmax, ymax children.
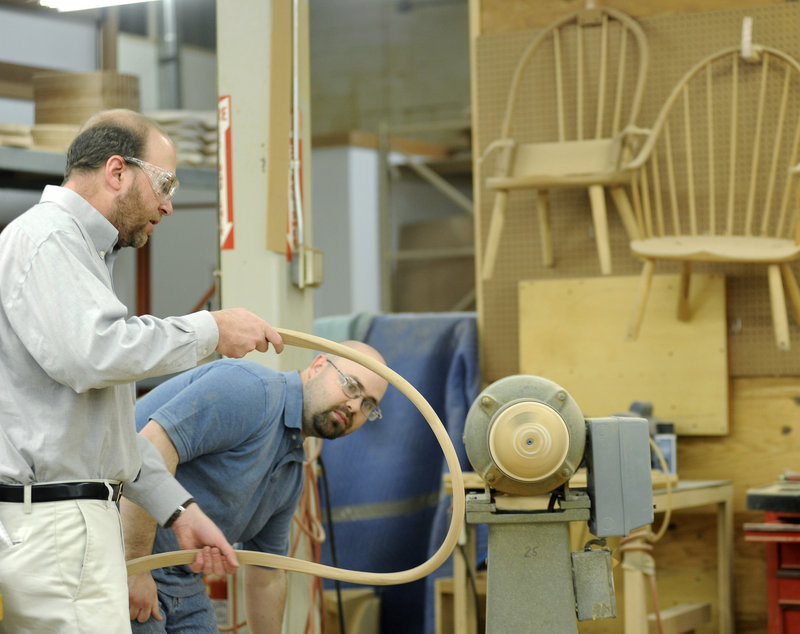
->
<box><xmin>124</xmin><ymin>156</ymin><xmax>180</xmax><ymax>202</ymax></box>
<box><xmin>327</xmin><ymin>358</ymin><xmax>383</xmax><ymax>421</ymax></box>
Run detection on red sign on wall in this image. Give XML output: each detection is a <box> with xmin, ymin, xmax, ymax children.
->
<box><xmin>218</xmin><ymin>95</ymin><xmax>234</xmax><ymax>250</ymax></box>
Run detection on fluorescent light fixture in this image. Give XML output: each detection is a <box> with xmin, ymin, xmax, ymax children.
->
<box><xmin>40</xmin><ymin>0</ymin><xmax>158</xmax><ymax>11</ymax></box>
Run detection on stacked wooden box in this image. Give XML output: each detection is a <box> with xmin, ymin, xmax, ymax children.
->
<box><xmin>31</xmin><ymin>71</ymin><xmax>140</xmax><ymax>152</ymax></box>
<box><xmin>148</xmin><ymin>110</ymin><xmax>217</xmax><ymax>167</ymax></box>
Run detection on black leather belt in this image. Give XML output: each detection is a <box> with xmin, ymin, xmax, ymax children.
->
<box><xmin>0</xmin><ymin>482</ymin><xmax>122</xmax><ymax>503</ymax></box>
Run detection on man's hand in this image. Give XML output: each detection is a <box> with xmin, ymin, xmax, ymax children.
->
<box><xmin>128</xmin><ymin>571</ymin><xmax>162</xmax><ymax>624</ymax></box>
<box><xmin>171</xmin><ymin>503</ymin><xmax>239</xmax><ymax>576</ymax></box>
<box><xmin>211</xmin><ymin>308</ymin><xmax>284</xmax><ymax>358</ymax></box>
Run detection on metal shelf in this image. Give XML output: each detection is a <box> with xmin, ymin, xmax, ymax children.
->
<box><xmin>0</xmin><ymin>146</ymin><xmax>66</xmax><ymax>189</ymax></box>
<box><xmin>0</xmin><ymin>145</ymin><xmax>218</xmax><ymax>204</ymax></box>
<box><xmin>377</xmin><ymin>120</ymin><xmax>475</xmax><ymax>313</ymax></box>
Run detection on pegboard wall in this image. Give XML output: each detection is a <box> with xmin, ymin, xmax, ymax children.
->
<box><xmin>474</xmin><ymin>3</ymin><xmax>800</xmax><ymax>383</ymax></box>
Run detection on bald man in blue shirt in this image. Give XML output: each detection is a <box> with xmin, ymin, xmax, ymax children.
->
<box><xmin>123</xmin><ymin>342</ymin><xmax>388</xmax><ymax>634</ymax></box>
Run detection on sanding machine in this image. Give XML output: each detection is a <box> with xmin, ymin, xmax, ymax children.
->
<box><xmin>462</xmin><ymin>374</ymin><xmax>654</xmax><ymax>632</ymax></box>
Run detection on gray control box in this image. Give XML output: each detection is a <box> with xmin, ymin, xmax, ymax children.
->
<box><xmin>584</xmin><ymin>417</ymin><xmax>654</xmax><ymax>537</ymax></box>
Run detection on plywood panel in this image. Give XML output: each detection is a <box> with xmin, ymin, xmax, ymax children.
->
<box><xmin>518</xmin><ymin>274</ymin><xmax>728</xmax><ymax>435</ymax></box>
<box><xmin>679</xmin><ymin>376</ymin><xmax>800</xmax><ymax>513</ymax></box>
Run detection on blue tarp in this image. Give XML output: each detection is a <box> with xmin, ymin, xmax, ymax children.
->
<box><xmin>314</xmin><ymin>312</ymin><xmax>483</xmax><ymax>634</ymax></box>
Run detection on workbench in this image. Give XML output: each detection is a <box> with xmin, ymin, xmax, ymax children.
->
<box><xmin>631</xmin><ymin>480</ymin><xmax>734</xmax><ymax>634</ymax></box>
<box><xmin>439</xmin><ymin>476</ymin><xmax>734</xmax><ymax>634</ymax></box>
<box><xmin>745</xmin><ymin>480</ymin><xmax>800</xmax><ymax>634</ymax></box>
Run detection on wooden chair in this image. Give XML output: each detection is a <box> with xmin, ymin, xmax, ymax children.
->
<box><xmin>625</xmin><ymin>44</ymin><xmax>800</xmax><ymax>350</ymax></box>
<box><xmin>481</xmin><ymin>6</ymin><xmax>649</xmax><ymax>279</ymax></box>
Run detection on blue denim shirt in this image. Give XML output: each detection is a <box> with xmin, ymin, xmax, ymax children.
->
<box><xmin>134</xmin><ymin>359</ymin><xmax>306</xmax><ymax>596</ymax></box>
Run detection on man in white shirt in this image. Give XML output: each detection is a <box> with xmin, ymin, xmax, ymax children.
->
<box><xmin>0</xmin><ymin>109</ymin><xmax>283</xmax><ymax>632</ymax></box>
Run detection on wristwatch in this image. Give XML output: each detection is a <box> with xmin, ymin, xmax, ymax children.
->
<box><xmin>163</xmin><ymin>498</ymin><xmax>196</xmax><ymax>529</ymax></box>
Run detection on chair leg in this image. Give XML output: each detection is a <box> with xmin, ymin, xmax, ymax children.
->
<box><xmin>626</xmin><ymin>260</ymin><xmax>655</xmax><ymax>340</ymax></box>
<box><xmin>781</xmin><ymin>263</ymin><xmax>800</xmax><ymax>325</ymax></box>
<box><xmin>609</xmin><ymin>186</ymin><xmax>641</xmax><ymax>240</ymax></box>
<box><xmin>537</xmin><ymin>190</ymin><xmax>554</xmax><ymax>268</ymax></box>
<box><xmin>677</xmin><ymin>261</ymin><xmax>692</xmax><ymax>322</ymax></box>
<box><xmin>481</xmin><ymin>190</ymin><xmax>509</xmax><ymax>281</ymax></box>
<box><xmin>588</xmin><ymin>184</ymin><xmax>612</xmax><ymax>275</ymax></box>
<box><xmin>767</xmin><ymin>264</ymin><xmax>791</xmax><ymax>350</ymax></box>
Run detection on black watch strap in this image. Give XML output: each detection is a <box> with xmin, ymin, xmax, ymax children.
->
<box><xmin>163</xmin><ymin>497</ymin><xmax>196</xmax><ymax>529</ymax></box>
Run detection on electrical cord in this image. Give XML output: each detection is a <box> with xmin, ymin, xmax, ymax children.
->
<box><xmin>457</xmin><ymin>543</ymin><xmax>482</xmax><ymax>628</ymax></box>
<box><xmin>647</xmin><ymin>437</ymin><xmax>673</xmax><ymax>543</ymax></box>
<box><xmin>615</xmin><ymin>436</ymin><xmax>674</xmax><ymax>634</ymax></box>
<box><xmin>618</xmin><ymin>529</ymin><xmax>664</xmax><ymax>634</ymax></box>
<box><xmin>290</xmin><ymin>438</ymin><xmax>327</xmax><ymax>634</ymax></box>
<box><xmin>547</xmin><ymin>489</ymin><xmax>560</xmax><ymax>512</ymax></box>
<box><xmin>318</xmin><ymin>454</ymin><xmax>346</xmax><ymax>634</ymax></box>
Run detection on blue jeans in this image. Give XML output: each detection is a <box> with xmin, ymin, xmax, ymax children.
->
<box><xmin>130</xmin><ymin>588</ymin><xmax>218</xmax><ymax>634</ymax></box>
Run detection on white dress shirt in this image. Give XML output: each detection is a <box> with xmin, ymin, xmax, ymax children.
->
<box><xmin>0</xmin><ymin>185</ymin><xmax>217</xmax><ymax>520</ymax></box>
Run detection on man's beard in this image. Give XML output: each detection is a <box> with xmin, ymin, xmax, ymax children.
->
<box><xmin>309</xmin><ymin>408</ymin><xmax>352</xmax><ymax>440</ymax></box>
<box><xmin>109</xmin><ymin>186</ymin><xmax>150</xmax><ymax>248</ymax></box>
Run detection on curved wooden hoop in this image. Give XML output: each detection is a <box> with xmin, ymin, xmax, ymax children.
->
<box><xmin>127</xmin><ymin>328</ymin><xmax>467</xmax><ymax>586</ymax></box>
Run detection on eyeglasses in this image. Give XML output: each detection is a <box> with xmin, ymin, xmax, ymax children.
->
<box><xmin>124</xmin><ymin>156</ymin><xmax>180</xmax><ymax>202</ymax></box>
<box><xmin>327</xmin><ymin>358</ymin><xmax>383</xmax><ymax>421</ymax></box>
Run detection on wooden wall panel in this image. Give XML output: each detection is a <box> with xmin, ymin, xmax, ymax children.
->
<box><xmin>478</xmin><ymin>0</ymin><xmax>786</xmax><ymax>34</ymax></box>
<box><xmin>679</xmin><ymin>377</ymin><xmax>800</xmax><ymax>513</ymax></box>
<box><xmin>473</xmin><ymin>4</ymin><xmax>800</xmax><ymax>383</ymax></box>
<box><xmin>472</xmin><ymin>3</ymin><xmax>800</xmax><ymax>631</ymax></box>
<box><xmin>658</xmin><ymin>376</ymin><xmax>800</xmax><ymax>631</ymax></box>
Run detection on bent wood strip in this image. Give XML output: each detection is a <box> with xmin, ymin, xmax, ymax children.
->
<box><xmin>127</xmin><ymin>328</ymin><xmax>466</xmax><ymax>586</ymax></box>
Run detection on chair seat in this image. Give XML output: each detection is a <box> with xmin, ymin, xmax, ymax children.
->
<box><xmin>486</xmin><ymin>138</ymin><xmax>631</xmax><ymax>190</ymax></box>
<box><xmin>487</xmin><ymin>170</ymin><xmax>632</xmax><ymax>190</ymax></box>
<box><xmin>631</xmin><ymin>235</ymin><xmax>800</xmax><ymax>263</ymax></box>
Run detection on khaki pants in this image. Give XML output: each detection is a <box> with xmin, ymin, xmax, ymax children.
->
<box><xmin>0</xmin><ymin>497</ymin><xmax>130</xmax><ymax>633</ymax></box>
